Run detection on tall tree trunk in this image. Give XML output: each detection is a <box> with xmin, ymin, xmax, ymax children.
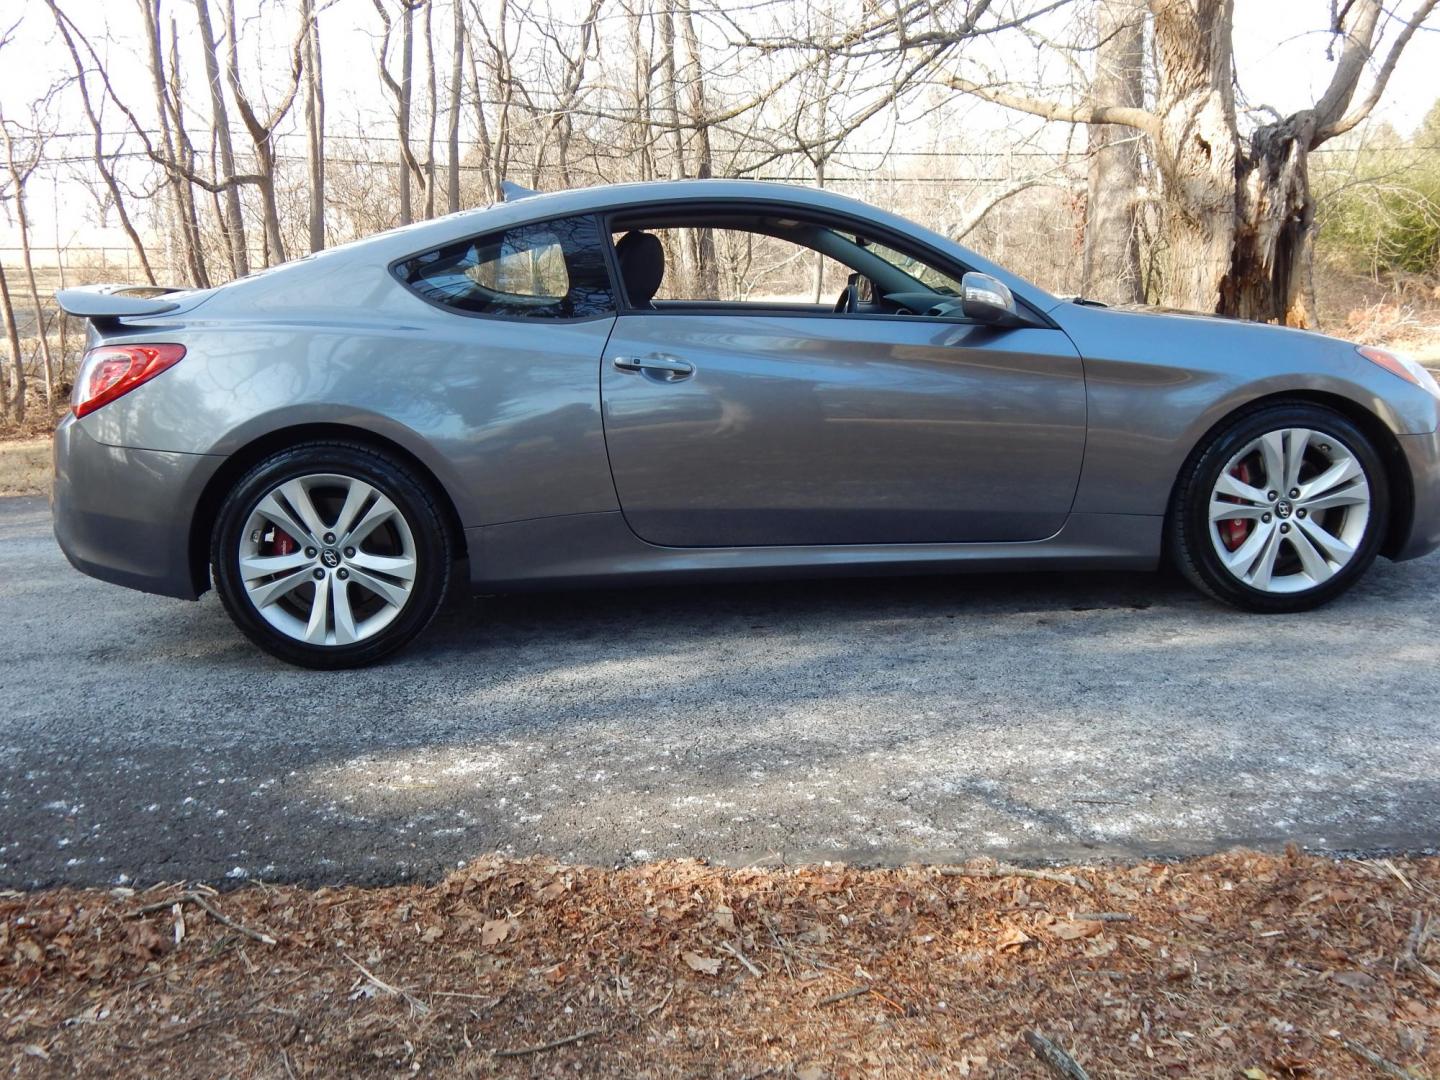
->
<box><xmin>141</xmin><ymin>0</ymin><xmax>209</xmax><ymax>286</ymax></box>
<box><xmin>626</xmin><ymin>0</ymin><xmax>655</xmax><ymax>182</ymax></box>
<box><xmin>399</xmin><ymin>0</ymin><xmax>415</xmax><ymax>224</ymax></box>
<box><xmin>490</xmin><ymin>0</ymin><xmax>513</xmax><ymax>194</ymax></box>
<box><xmin>1221</xmin><ymin>119</ymin><xmax>1319</xmax><ymax>326</ymax></box>
<box><xmin>446</xmin><ymin>0</ymin><xmax>463</xmax><ymax>213</ymax></box>
<box><xmin>224</xmin><ymin>0</ymin><xmax>305</xmax><ymax>265</ymax></box>
<box><xmin>0</xmin><ymin>123</ymin><xmax>55</xmax><ymax>404</ymax></box>
<box><xmin>422</xmin><ymin>0</ymin><xmax>438</xmax><ymax>218</ymax></box>
<box><xmin>0</xmin><ymin>261</ymin><xmax>24</xmax><ymax>423</ymax></box>
<box><xmin>194</xmin><ymin>0</ymin><xmax>249</xmax><ymax>277</ymax></box>
<box><xmin>657</xmin><ymin>1</ymin><xmax>690</xmax><ymax>290</ymax></box>
<box><xmin>462</xmin><ymin>17</ymin><xmax>494</xmax><ymax>204</ymax></box>
<box><xmin>811</xmin><ymin>156</ymin><xmax>827</xmax><ymax>302</ymax></box>
<box><xmin>304</xmin><ymin>0</ymin><xmax>325</xmax><ymax>252</ymax></box>
<box><xmin>1082</xmin><ymin>0</ymin><xmax>1145</xmax><ymax>304</ymax></box>
<box><xmin>168</xmin><ymin>15</ymin><xmax>212</xmax><ymax>277</ymax></box>
<box><xmin>678</xmin><ymin>0</ymin><xmax>717</xmax><ymax>297</ymax></box>
<box><xmin>1148</xmin><ymin>0</ymin><xmax>1238</xmax><ymax>314</ymax></box>
<box><xmin>657</xmin><ymin>2</ymin><xmax>685</xmax><ymax>181</ymax></box>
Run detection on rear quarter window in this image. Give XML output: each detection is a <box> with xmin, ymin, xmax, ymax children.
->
<box><xmin>396</xmin><ymin>215</ymin><xmax>615</xmax><ymax>319</ymax></box>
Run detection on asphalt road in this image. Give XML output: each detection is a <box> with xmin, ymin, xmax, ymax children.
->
<box><xmin>2</xmin><ymin>494</ymin><xmax>1439</xmax><ymax>889</ymax></box>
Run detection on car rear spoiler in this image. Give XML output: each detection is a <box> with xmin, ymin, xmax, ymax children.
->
<box><xmin>55</xmin><ymin>284</ymin><xmax>188</xmax><ymax>325</ymax></box>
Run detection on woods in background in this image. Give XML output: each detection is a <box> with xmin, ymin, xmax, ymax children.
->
<box><xmin>1</xmin><ymin>0</ymin><xmax>1439</xmax><ymax>424</ymax></box>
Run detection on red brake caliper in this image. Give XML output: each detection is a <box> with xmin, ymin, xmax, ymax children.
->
<box><xmin>1220</xmin><ymin>461</ymin><xmax>1253</xmax><ymax>552</ymax></box>
<box><xmin>263</xmin><ymin>527</ymin><xmax>298</xmax><ymax>557</ymax></box>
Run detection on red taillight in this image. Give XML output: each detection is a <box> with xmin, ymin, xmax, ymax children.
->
<box><xmin>72</xmin><ymin>343</ymin><xmax>186</xmax><ymax>418</ymax></box>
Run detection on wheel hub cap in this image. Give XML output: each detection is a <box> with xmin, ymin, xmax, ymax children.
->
<box><xmin>1275</xmin><ymin>499</ymin><xmax>1293</xmax><ymax>520</ymax></box>
<box><xmin>320</xmin><ymin>548</ymin><xmax>340</xmax><ymax>568</ymax></box>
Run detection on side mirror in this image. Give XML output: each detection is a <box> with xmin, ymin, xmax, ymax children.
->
<box><xmin>961</xmin><ymin>272</ymin><xmax>1026</xmax><ymax>327</ymax></box>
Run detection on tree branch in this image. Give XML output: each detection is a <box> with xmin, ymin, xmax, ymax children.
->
<box><xmin>1314</xmin><ymin>0</ymin><xmax>1439</xmax><ymax>143</ymax></box>
<box><xmin>945</xmin><ymin>74</ymin><xmax>1161</xmax><ymax>138</ymax></box>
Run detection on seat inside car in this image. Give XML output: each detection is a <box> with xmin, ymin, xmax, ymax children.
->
<box><xmin>614</xmin><ymin>230</ymin><xmax>664</xmax><ymax>308</ymax></box>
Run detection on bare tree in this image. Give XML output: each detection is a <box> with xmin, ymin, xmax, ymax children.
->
<box><xmin>469</xmin><ymin>0</ymin><xmax>518</xmax><ymax>197</ymax></box>
<box><xmin>527</xmin><ymin>0</ymin><xmax>603</xmax><ymax>187</ymax></box>
<box><xmin>52</xmin><ymin>0</ymin><xmax>269</xmax><ymax>281</ymax></box>
<box><xmin>420</xmin><ymin>0</ymin><xmax>438</xmax><ymax>217</ymax></box>
<box><xmin>677</xmin><ymin>0</ymin><xmax>717</xmax><ymax>296</ymax></box>
<box><xmin>949</xmin><ymin>0</ymin><xmax>1439</xmax><ymax>325</ymax></box>
<box><xmin>657</xmin><ymin>1</ymin><xmax>686</xmax><ymax>182</ymax></box>
<box><xmin>140</xmin><ymin>0</ymin><xmax>209</xmax><ymax>285</ymax></box>
<box><xmin>446</xmin><ymin>0</ymin><xmax>464</xmax><ymax>213</ymax></box>
<box><xmin>44</xmin><ymin>0</ymin><xmax>158</xmax><ymax>285</ymax></box>
<box><xmin>193</xmin><ymin>0</ymin><xmax>249</xmax><ymax>276</ymax></box>
<box><xmin>0</xmin><ymin>13</ymin><xmax>18</xmax><ymax>423</ymax></box>
<box><xmin>0</xmin><ymin>117</ymin><xmax>56</xmax><ymax>404</ymax></box>
<box><xmin>0</xmin><ymin>259</ymin><xmax>23</xmax><ymax>424</ymax></box>
<box><xmin>462</xmin><ymin>11</ymin><xmax>496</xmax><ymax>204</ymax></box>
<box><xmin>374</xmin><ymin>0</ymin><xmax>424</xmax><ymax>225</ymax></box>
<box><xmin>224</xmin><ymin>0</ymin><xmax>307</xmax><ymax>265</ymax></box>
<box><xmin>1082</xmin><ymin>0</ymin><xmax>1144</xmax><ymax>304</ymax></box>
<box><xmin>303</xmin><ymin>0</ymin><xmax>326</xmax><ymax>251</ymax></box>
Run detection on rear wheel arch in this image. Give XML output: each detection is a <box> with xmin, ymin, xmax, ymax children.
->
<box><xmin>188</xmin><ymin>423</ymin><xmax>467</xmax><ymax>596</ymax></box>
<box><xmin>1166</xmin><ymin>390</ymin><xmax>1413</xmax><ymax>560</ymax></box>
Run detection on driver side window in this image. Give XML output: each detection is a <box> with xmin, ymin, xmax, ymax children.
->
<box><xmin>614</xmin><ymin>225</ymin><xmax>854</xmax><ymax>306</ymax></box>
<box><xmin>609</xmin><ymin>212</ymin><xmax>975</xmax><ymax>318</ymax></box>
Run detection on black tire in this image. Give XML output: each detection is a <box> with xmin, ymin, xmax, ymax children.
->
<box><xmin>212</xmin><ymin>441</ymin><xmax>452</xmax><ymax>668</ymax></box>
<box><xmin>1167</xmin><ymin>403</ymin><xmax>1389</xmax><ymax>613</ymax></box>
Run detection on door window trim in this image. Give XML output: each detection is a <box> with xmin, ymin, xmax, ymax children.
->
<box><xmin>598</xmin><ymin>200</ymin><xmax>1060</xmax><ymax>330</ymax></box>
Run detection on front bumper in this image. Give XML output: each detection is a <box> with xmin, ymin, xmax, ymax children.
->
<box><xmin>52</xmin><ymin>416</ymin><xmax>224</xmax><ymax>599</ymax></box>
<box><xmin>1393</xmin><ymin>429</ymin><xmax>1440</xmax><ymax>562</ymax></box>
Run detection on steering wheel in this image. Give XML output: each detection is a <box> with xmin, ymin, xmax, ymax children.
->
<box><xmin>833</xmin><ymin>282</ymin><xmax>859</xmax><ymax>314</ymax></box>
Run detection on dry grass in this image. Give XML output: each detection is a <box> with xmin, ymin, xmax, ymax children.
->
<box><xmin>4</xmin><ymin>850</ymin><xmax>1439</xmax><ymax>1078</ymax></box>
<box><xmin>0</xmin><ymin>437</ymin><xmax>50</xmax><ymax>497</ymax></box>
<box><xmin>0</xmin><ymin>378</ymin><xmax>68</xmax><ymax>448</ymax></box>
<box><xmin>1315</xmin><ymin>263</ymin><xmax>1440</xmax><ymax>366</ymax></box>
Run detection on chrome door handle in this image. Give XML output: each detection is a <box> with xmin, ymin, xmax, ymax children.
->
<box><xmin>612</xmin><ymin>355</ymin><xmax>694</xmax><ymax>377</ymax></box>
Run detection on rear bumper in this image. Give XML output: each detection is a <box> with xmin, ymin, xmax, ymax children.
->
<box><xmin>1393</xmin><ymin>429</ymin><xmax>1440</xmax><ymax>562</ymax></box>
<box><xmin>51</xmin><ymin>416</ymin><xmax>224</xmax><ymax>599</ymax></box>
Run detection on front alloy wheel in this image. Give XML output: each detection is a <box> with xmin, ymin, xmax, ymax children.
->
<box><xmin>1207</xmin><ymin>428</ymin><xmax>1370</xmax><ymax>593</ymax></box>
<box><xmin>1170</xmin><ymin>404</ymin><xmax>1389</xmax><ymax>612</ymax></box>
<box><xmin>213</xmin><ymin>443</ymin><xmax>451</xmax><ymax>667</ymax></box>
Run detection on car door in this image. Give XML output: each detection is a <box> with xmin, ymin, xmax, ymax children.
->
<box><xmin>600</xmin><ymin>221</ymin><xmax>1086</xmax><ymax>547</ymax></box>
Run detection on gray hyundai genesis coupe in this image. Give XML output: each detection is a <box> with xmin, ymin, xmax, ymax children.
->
<box><xmin>52</xmin><ymin>179</ymin><xmax>1440</xmax><ymax>667</ymax></box>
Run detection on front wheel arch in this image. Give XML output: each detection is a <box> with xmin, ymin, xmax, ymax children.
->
<box><xmin>1165</xmin><ymin>390</ymin><xmax>1413</xmax><ymax>562</ymax></box>
<box><xmin>188</xmin><ymin>423</ymin><xmax>467</xmax><ymax>597</ymax></box>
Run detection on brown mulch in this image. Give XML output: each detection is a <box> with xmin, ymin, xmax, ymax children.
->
<box><xmin>3</xmin><ymin>849</ymin><xmax>1439</xmax><ymax>1078</ymax></box>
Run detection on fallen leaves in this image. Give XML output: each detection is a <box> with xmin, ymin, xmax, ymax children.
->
<box><xmin>1048</xmin><ymin>918</ymin><xmax>1104</xmax><ymax>941</ymax></box>
<box><xmin>124</xmin><ymin>919</ymin><xmax>165</xmax><ymax>959</ymax></box>
<box><xmin>713</xmin><ymin>903</ymin><xmax>735</xmax><ymax>934</ymax></box>
<box><xmin>681</xmin><ymin>950</ymin><xmax>722</xmax><ymax>976</ymax></box>
<box><xmin>479</xmin><ymin>918</ymin><xmax>512</xmax><ymax>948</ymax></box>
<box><xmin>995</xmin><ymin>925</ymin><xmax>1032</xmax><ymax>953</ymax></box>
<box><xmin>1331</xmin><ymin>969</ymin><xmax>1378</xmax><ymax>991</ymax></box>
<box><xmin>2</xmin><ymin>851</ymin><xmax>1438</xmax><ymax>1077</ymax></box>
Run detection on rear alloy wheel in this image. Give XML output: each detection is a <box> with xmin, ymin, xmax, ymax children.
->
<box><xmin>213</xmin><ymin>444</ymin><xmax>451</xmax><ymax>667</ymax></box>
<box><xmin>1169</xmin><ymin>405</ymin><xmax>1389</xmax><ymax>612</ymax></box>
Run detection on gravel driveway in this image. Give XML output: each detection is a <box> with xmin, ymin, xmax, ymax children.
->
<box><xmin>2</xmin><ymin>494</ymin><xmax>1438</xmax><ymax>888</ymax></box>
